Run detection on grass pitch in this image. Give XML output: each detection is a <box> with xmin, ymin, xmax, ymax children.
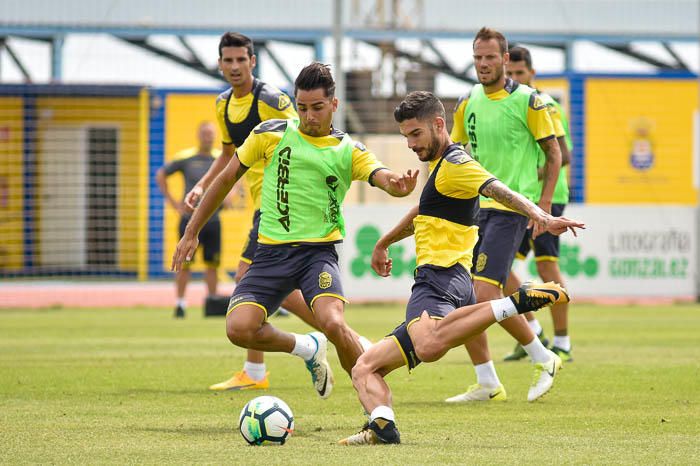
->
<box><xmin>1</xmin><ymin>303</ymin><xmax>699</xmax><ymax>465</ymax></box>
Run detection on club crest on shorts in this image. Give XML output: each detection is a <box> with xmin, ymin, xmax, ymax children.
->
<box><xmin>318</xmin><ymin>271</ymin><xmax>333</xmax><ymax>289</ymax></box>
<box><xmin>476</xmin><ymin>253</ymin><xmax>487</xmax><ymax>272</ymax></box>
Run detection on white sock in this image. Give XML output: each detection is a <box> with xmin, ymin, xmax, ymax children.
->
<box><xmin>490</xmin><ymin>297</ymin><xmax>518</xmax><ymax>322</ymax></box>
<box><xmin>523</xmin><ymin>337</ymin><xmax>551</xmax><ymax>364</ymax></box>
<box><xmin>474</xmin><ymin>361</ymin><xmax>500</xmax><ymax>388</ymax></box>
<box><xmin>553</xmin><ymin>335</ymin><xmax>571</xmax><ymax>351</ymax></box>
<box><xmin>176</xmin><ymin>298</ymin><xmax>186</xmax><ymax>308</ymax></box>
<box><xmin>370</xmin><ymin>405</ymin><xmax>395</xmax><ymax>423</ymax></box>
<box><xmin>290</xmin><ymin>333</ymin><xmax>317</xmax><ymax>361</ymax></box>
<box><xmin>243</xmin><ymin>362</ymin><xmax>266</xmax><ymax>381</ymax></box>
<box><xmin>527</xmin><ymin>318</ymin><xmax>543</xmax><ymax>335</ymax></box>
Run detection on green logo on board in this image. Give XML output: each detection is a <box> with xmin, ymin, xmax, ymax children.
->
<box><xmin>528</xmin><ymin>244</ymin><xmax>599</xmax><ymax>278</ymax></box>
<box><xmin>351</xmin><ymin>225</ymin><xmax>416</xmax><ymax>278</ymax></box>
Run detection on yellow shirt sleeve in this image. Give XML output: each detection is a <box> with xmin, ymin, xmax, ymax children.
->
<box><xmin>450</xmin><ymin>97</ymin><xmax>469</xmax><ymax>144</ymax></box>
<box><xmin>235</xmin><ymin>128</ymin><xmax>282</xmax><ymax>169</ymax></box>
<box><xmin>215</xmin><ymin>96</ymin><xmax>233</xmax><ymax>145</ymax></box>
<box><xmin>435</xmin><ymin>158</ymin><xmax>496</xmax><ymax>199</ymax></box>
<box><xmin>546</xmin><ymin>103</ymin><xmax>566</xmax><ymax>138</ymax></box>
<box><xmin>259</xmin><ymin>99</ymin><xmax>298</xmax><ymax>121</ymax></box>
<box><xmin>527</xmin><ymin>94</ymin><xmax>556</xmax><ymax>142</ymax></box>
<box><xmin>350</xmin><ymin>143</ymin><xmax>386</xmax><ymax>182</ymax></box>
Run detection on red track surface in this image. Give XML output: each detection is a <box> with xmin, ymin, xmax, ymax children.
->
<box><xmin>0</xmin><ymin>282</ymin><xmax>692</xmax><ymax>309</ymax></box>
<box><xmin>0</xmin><ymin>282</ymin><xmax>236</xmax><ymax>309</ymax></box>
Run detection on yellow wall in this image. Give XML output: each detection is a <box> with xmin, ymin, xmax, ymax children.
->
<box><xmin>0</xmin><ymin>97</ymin><xmax>24</xmax><ymax>270</ymax></box>
<box><xmin>585</xmin><ymin>79</ymin><xmax>698</xmax><ymax>204</ymax></box>
<box><xmin>162</xmin><ymin>93</ymin><xmax>255</xmax><ymax>273</ymax></box>
<box><xmin>35</xmin><ymin>97</ymin><xmax>142</xmax><ymax>270</ymax></box>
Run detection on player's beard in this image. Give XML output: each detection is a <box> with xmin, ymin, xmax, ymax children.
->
<box><xmin>479</xmin><ymin>64</ymin><xmax>504</xmax><ymax>87</ymax></box>
<box><xmin>418</xmin><ymin>128</ymin><xmax>442</xmax><ymax>161</ymax></box>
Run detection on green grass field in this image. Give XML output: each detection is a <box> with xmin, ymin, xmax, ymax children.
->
<box><xmin>1</xmin><ymin>303</ymin><xmax>699</xmax><ymax>465</ymax></box>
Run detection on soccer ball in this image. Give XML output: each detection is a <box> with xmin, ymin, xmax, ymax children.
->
<box><xmin>239</xmin><ymin>396</ymin><xmax>294</xmax><ymax>445</ymax></box>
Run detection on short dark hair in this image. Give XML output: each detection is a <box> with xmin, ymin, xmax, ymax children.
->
<box><xmin>473</xmin><ymin>27</ymin><xmax>508</xmax><ymax>55</ymax></box>
<box><xmin>294</xmin><ymin>62</ymin><xmax>336</xmax><ymax>98</ymax></box>
<box><xmin>509</xmin><ymin>46</ymin><xmax>533</xmax><ymax>69</ymax></box>
<box><xmin>393</xmin><ymin>91</ymin><xmax>446</xmax><ymax>123</ymax></box>
<box><xmin>218</xmin><ymin>32</ymin><xmax>254</xmax><ymax>58</ymax></box>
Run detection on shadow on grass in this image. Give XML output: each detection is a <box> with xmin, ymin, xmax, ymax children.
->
<box><xmin>113</xmin><ymin>388</ymin><xmax>212</xmax><ymax>396</ymax></box>
<box><xmin>137</xmin><ymin>426</ymin><xmax>231</xmax><ymax>435</ymax></box>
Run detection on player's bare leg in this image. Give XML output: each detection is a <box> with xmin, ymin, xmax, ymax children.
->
<box><xmin>204</xmin><ymin>266</ymin><xmax>217</xmax><ymax>295</ymax></box>
<box><xmin>282</xmin><ymin>290</ymin><xmax>321</xmax><ymax>330</ymax></box>
<box><xmin>503</xmin><ymin>270</ymin><xmax>550</xmax><ymax>361</ymax></box>
<box><xmin>312</xmin><ymin>296</ymin><xmax>363</xmax><ymax>375</ymax></box>
<box><xmin>339</xmin><ymin>338</ymin><xmax>404</xmax><ymax>445</ymax></box>
<box><xmin>173</xmin><ymin>269</ymin><xmax>190</xmax><ymax>318</ymax></box>
<box><xmin>537</xmin><ymin>261</ymin><xmax>572</xmax><ymax>361</ymax></box>
<box><xmin>448</xmin><ymin>280</ymin><xmax>565</xmax><ymax>402</ymax></box>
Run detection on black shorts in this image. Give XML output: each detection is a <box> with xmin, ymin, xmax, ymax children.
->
<box><xmin>389</xmin><ymin>264</ymin><xmax>476</xmax><ymax>370</ymax></box>
<box><xmin>227</xmin><ymin>243</ymin><xmax>347</xmax><ymax>319</ymax></box>
<box><xmin>515</xmin><ymin>204</ymin><xmax>566</xmax><ymax>262</ymax></box>
<box><xmin>472</xmin><ymin>209</ymin><xmax>528</xmax><ymax>288</ymax></box>
<box><xmin>239</xmin><ymin>209</ymin><xmax>261</xmax><ymax>264</ymax></box>
<box><xmin>179</xmin><ymin>216</ymin><xmax>221</xmax><ymax>267</ymax></box>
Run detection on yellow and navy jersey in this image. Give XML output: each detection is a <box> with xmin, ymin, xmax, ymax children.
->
<box><xmin>215</xmin><ymin>80</ymin><xmax>298</xmax><ymax>209</ymax></box>
<box><xmin>165</xmin><ymin>146</ymin><xmax>222</xmax><ymax>197</ymax></box>
<box><xmin>237</xmin><ymin>119</ymin><xmax>386</xmax><ymax>245</ymax></box>
<box><xmin>414</xmin><ymin>144</ymin><xmax>496</xmax><ymax>270</ymax></box>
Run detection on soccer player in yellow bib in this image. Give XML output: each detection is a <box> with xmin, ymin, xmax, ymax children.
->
<box><xmin>183</xmin><ymin>32</ymin><xmax>320</xmax><ymax>392</ymax></box>
<box><xmin>173</xmin><ymin>62</ymin><xmax>419</xmax><ymax>400</ymax></box>
<box><xmin>503</xmin><ymin>46</ymin><xmax>574</xmax><ymax>362</ymax></box>
<box><xmin>338</xmin><ymin>92</ymin><xmax>583</xmax><ymax>445</ymax></box>
<box><xmin>447</xmin><ymin>28</ymin><xmax>565</xmax><ymax>403</ymax></box>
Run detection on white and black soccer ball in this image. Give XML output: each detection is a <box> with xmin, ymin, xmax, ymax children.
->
<box><xmin>239</xmin><ymin>396</ymin><xmax>294</xmax><ymax>445</ymax></box>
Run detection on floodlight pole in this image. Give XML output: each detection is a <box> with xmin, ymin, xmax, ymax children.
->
<box><xmin>333</xmin><ymin>0</ymin><xmax>346</xmax><ymax>131</ymax></box>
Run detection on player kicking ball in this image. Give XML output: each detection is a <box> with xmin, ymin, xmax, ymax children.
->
<box><xmin>339</xmin><ymin>92</ymin><xmax>584</xmax><ymax>445</ymax></box>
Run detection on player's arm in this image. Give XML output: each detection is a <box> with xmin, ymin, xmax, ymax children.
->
<box><xmin>528</xmin><ymin>94</ymin><xmax>561</xmax><ymax>213</ymax></box>
<box><xmin>371</xmin><ymin>169</ymin><xmax>419</xmax><ymax>197</ymax></box>
<box><xmin>481</xmin><ymin>179</ymin><xmax>584</xmax><ymax>238</ymax></box>
<box><xmin>155</xmin><ymin>165</ymin><xmax>186</xmax><ymax>215</ymax></box>
<box><xmin>351</xmin><ymin>143</ymin><xmax>419</xmax><ymax>197</ymax></box>
<box><xmin>547</xmin><ymin>104</ymin><xmax>571</xmax><ymax>167</ymax></box>
<box><xmin>184</xmin><ymin>144</ymin><xmax>235</xmax><ymax>210</ymax></box>
<box><xmin>172</xmin><ymin>155</ymin><xmax>248</xmax><ymax>271</ymax></box>
<box><xmin>372</xmin><ymin>205</ymin><xmax>419</xmax><ymax>277</ymax></box>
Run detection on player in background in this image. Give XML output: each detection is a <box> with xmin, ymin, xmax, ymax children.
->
<box><xmin>183</xmin><ymin>32</ymin><xmax>320</xmax><ymax>392</ymax></box>
<box><xmin>339</xmin><ymin>91</ymin><xmax>583</xmax><ymax>445</ymax></box>
<box><xmin>502</xmin><ymin>45</ymin><xmax>574</xmax><ymax>362</ymax></box>
<box><xmin>447</xmin><ymin>27</ymin><xmax>564</xmax><ymax>403</ymax></box>
<box><xmin>172</xmin><ymin>62</ymin><xmax>419</xmax><ymax>400</ymax></box>
<box><xmin>156</xmin><ymin>121</ymin><xmax>225</xmax><ymax>319</ymax></box>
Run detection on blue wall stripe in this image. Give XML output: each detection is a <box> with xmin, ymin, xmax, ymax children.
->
<box><xmin>147</xmin><ymin>89</ymin><xmax>166</xmax><ymax>278</ymax></box>
<box><xmin>568</xmin><ymin>75</ymin><xmax>586</xmax><ymax>203</ymax></box>
<box><xmin>22</xmin><ymin>94</ymin><xmax>36</xmax><ymax>269</ymax></box>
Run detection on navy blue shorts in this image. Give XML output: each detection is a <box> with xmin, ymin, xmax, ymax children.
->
<box><xmin>179</xmin><ymin>216</ymin><xmax>221</xmax><ymax>267</ymax></box>
<box><xmin>239</xmin><ymin>209</ymin><xmax>261</xmax><ymax>264</ymax></box>
<box><xmin>515</xmin><ymin>204</ymin><xmax>566</xmax><ymax>261</ymax></box>
<box><xmin>227</xmin><ymin>243</ymin><xmax>347</xmax><ymax>319</ymax></box>
<box><xmin>389</xmin><ymin>264</ymin><xmax>476</xmax><ymax>370</ymax></box>
<box><xmin>472</xmin><ymin>209</ymin><xmax>528</xmax><ymax>288</ymax></box>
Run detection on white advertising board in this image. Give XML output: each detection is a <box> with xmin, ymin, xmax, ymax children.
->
<box><xmin>341</xmin><ymin>205</ymin><xmax>696</xmax><ymax>301</ymax></box>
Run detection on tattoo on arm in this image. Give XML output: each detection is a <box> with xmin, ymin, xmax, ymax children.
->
<box><xmin>380</xmin><ymin>206</ymin><xmax>418</xmax><ymax>247</ymax></box>
<box><xmin>481</xmin><ymin>180</ymin><xmax>538</xmax><ymax>217</ymax></box>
